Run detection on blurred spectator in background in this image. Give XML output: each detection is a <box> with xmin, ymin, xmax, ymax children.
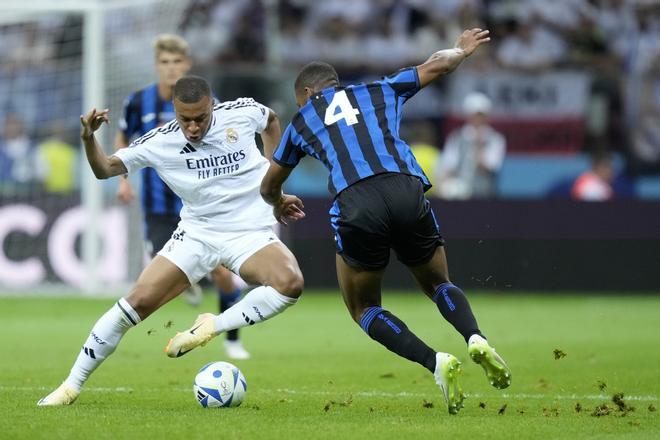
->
<box><xmin>436</xmin><ymin>93</ymin><xmax>506</xmax><ymax>199</ymax></box>
<box><xmin>364</xmin><ymin>7</ymin><xmax>415</xmax><ymax>71</ymax></box>
<box><xmin>629</xmin><ymin>68</ymin><xmax>660</xmax><ymax>174</ymax></box>
<box><xmin>571</xmin><ymin>151</ymin><xmax>615</xmax><ymax>201</ymax></box>
<box><xmin>37</xmin><ymin>121</ymin><xmax>78</xmax><ymax>194</ymax></box>
<box><xmin>179</xmin><ymin>0</ymin><xmax>256</xmax><ymax>66</ymax></box>
<box><xmin>408</xmin><ymin>121</ymin><xmax>440</xmax><ymax>197</ymax></box>
<box><xmin>0</xmin><ymin>113</ymin><xmax>46</xmax><ymax>189</ymax></box>
<box><xmin>624</xmin><ymin>3</ymin><xmax>660</xmax><ymax>176</ymax></box>
<box><xmin>218</xmin><ymin>0</ymin><xmax>265</xmax><ymax>64</ymax></box>
<box><xmin>279</xmin><ymin>1</ymin><xmax>317</xmax><ymax>65</ymax></box>
<box><xmin>496</xmin><ymin>13</ymin><xmax>567</xmax><ymax>72</ymax></box>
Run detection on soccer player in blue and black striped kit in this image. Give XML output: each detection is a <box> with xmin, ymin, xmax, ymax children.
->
<box><xmin>115</xmin><ymin>34</ymin><xmax>249</xmax><ymax>359</ymax></box>
<box><xmin>261</xmin><ymin>28</ymin><xmax>510</xmax><ymax>414</ymax></box>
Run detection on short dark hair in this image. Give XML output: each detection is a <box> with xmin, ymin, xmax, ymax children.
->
<box><xmin>174</xmin><ymin>76</ymin><xmax>211</xmax><ymax>104</ymax></box>
<box><xmin>294</xmin><ymin>61</ymin><xmax>339</xmax><ymax>95</ymax></box>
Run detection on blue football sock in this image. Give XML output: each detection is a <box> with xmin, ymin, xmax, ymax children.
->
<box><xmin>360</xmin><ymin>306</ymin><xmax>436</xmax><ymax>373</ymax></box>
<box><xmin>432</xmin><ymin>283</ymin><xmax>483</xmax><ymax>343</ymax></box>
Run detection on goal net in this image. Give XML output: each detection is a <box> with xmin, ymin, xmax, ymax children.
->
<box><xmin>0</xmin><ymin>0</ymin><xmax>187</xmax><ymax>295</ymax></box>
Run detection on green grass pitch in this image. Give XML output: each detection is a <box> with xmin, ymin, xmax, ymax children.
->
<box><xmin>1</xmin><ymin>291</ymin><xmax>659</xmax><ymax>439</ymax></box>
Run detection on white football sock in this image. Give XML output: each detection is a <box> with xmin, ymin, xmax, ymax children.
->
<box><xmin>64</xmin><ymin>298</ymin><xmax>140</xmax><ymax>391</ymax></box>
<box><xmin>468</xmin><ymin>334</ymin><xmax>488</xmax><ymax>345</ymax></box>
<box><xmin>213</xmin><ymin>286</ymin><xmax>298</xmax><ymax>333</ymax></box>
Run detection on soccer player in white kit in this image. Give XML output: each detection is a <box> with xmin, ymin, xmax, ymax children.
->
<box><xmin>38</xmin><ymin>76</ymin><xmax>305</xmax><ymax>406</ymax></box>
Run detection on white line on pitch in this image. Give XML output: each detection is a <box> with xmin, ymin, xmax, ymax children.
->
<box><xmin>2</xmin><ymin>385</ymin><xmax>658</xmax><ymax>402</ymax></box>
<box><xmin>270</xmin><ymin>389</ymin><xmax>659</xmax><ymax>402</ymax></box>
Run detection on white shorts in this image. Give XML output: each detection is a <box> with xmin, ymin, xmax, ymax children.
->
<box><xmin>157</xmin><ymin>224</ymin><xmax>280</xmax><ymax>285</ymax></box>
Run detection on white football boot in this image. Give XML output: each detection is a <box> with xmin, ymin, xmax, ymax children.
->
<box><xmin>37</xmin><ymin>383</ymin><xmax>79</xmax><ymax>406</ymax></box>
<box><xmin>224</xmin><ymin>340</ymin><xmax>251</xmax><ymax>360</ymax></box>
<box><xmin>468</xmin><ymin>334</ymin><xmax>512</xmax><ymax>389</ymax></box>
<box><xmin>433</xmin><ymin>352</ymin><xmax>465</xmax><ymax>415</ymax></box>
<box><xmin>165</xmin><ymin>313</ymin><xmax>217</xmax><ymax>358</ymax></box>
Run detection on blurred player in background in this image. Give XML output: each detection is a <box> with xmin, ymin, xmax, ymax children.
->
<box><xmin>116</xmin><ymin>34</ymin><xmax>249</xmax><ymax>359</ymax></box>
<box><xmin>38</xmin><ymin>76</ymin><xmax>303</xmax><ymax>406</ymax></box>
<box><xmin>261</xmin><ymin>28</ymin><xmax>510</xmax><ymax>415</ymax></box>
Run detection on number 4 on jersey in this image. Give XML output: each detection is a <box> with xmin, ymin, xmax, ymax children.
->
<box><xmin>324</xmin><ymin>90</ymin><xmax>360</xmax><ymax>126</ymax></box>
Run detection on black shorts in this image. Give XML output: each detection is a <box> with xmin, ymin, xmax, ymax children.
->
<box><xmin>144</xmin><ymin>214</ymin><xmax>180</xmax><ymax>257</ymax></box>
<box><xmin>330</xmin><ymin>173</ymin><xmax>444</xmax><ymax>271</ymax></box>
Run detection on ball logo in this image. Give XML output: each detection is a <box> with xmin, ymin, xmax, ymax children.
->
<box><xmin>226</xmin><ymin>128</ymin><xmax>239</xmax><ymax>144</ymax></box>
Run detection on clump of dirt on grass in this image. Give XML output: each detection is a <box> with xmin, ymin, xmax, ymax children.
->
<box><xmin>612</xmin><ymin>393</ymin><xmax>635</xmax><ymax>416</ymax></box>
<box><xmin>498</xmin><ymin>404</ymin><xmax>507</xmax><ymax>415</ymax></box>
<box><xmin>575</xmin><ymin>403</ymin><xmax>582</xmax><ymax>413</ymax></box>
<box><xmin>478</xmin><ymin>402</ymin><xmax>486</xmax><ymax>409</ymax></box>
<box><xmin>422</xmin><ymin>400</ymin><xmax>433</xmax><ymax>409</ymax></box>
<box><xmin>591</xmin><ymin>404</ymin><xmax>612</xmax><ymax>417</ymax></box>
<box><xmin>648</xmin><ymin>404</ymin><xmax>656</xmax><ymax>412</ymax></box>
<box><xmin>589</xmin><ymin>393</ymin><xmax>636</xmax><ymax>417</ymax></box>
<box><xmin>323</xmin><ymin>395</ymin><xmax>353</xmax><ymax>412</ymax></box>
<box><xmin>597</xmin><ymin>380</ymin><xmax>607</xmax><ymax>391</ymax></box>
<box><xmin>543</xmin><ymin>407</ymin><xmax>560</xmax><ymax>417</ymax></box>
<box><xmin>553</xmin><ymin>349</ymin><xmax>567</xmax><ymax>359</ymax></box>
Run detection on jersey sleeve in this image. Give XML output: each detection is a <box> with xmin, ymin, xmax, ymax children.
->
<box><xmin>377</xmin><ymin>67</ymin><xmax>421</xmax><ymax>102</ymax></box>
<box><xmin>272</xmin><ymin>122</ymin><xmax>306</xmax><ymax>168</ymax></box>
<box><xmin>113</xmin><ymin>131</ymin><xmax>160</xmax><ymax>173</ymax></box>
<box><xmin>236</xmin><ymin>98</ymin><xmax>269</xmax><ymax>133</ymax></box>
<box><xmin>118</xmin><ymin>93</ymin><xmax>141</xmax><ymax>140</ymax></box>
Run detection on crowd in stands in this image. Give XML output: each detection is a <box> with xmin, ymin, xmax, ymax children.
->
<box><xmin>1</xmin><ymin>0</ymin><xmax>659</xmax><ymax>199</ymax></box>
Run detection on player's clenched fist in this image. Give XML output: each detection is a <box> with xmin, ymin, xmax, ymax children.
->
<box><xmin>80</xmin><ymin>108</ymin><xmax>110</xmax><ymax>139</ymax></box>
<box><xmin>455</xmin><ymin>28</ymin><xmax>490</xmax><ymax>57</ymax></box>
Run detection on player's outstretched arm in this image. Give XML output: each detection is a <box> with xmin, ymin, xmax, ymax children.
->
<box><xmin>114</xmin><ymin>131</ymin><xmax>136</xmax><ymax>203</ymax></box>
<box><xmin>417</xmin><ymin>28</ymin><xmax>490</xmax><ymax>88</ymax></box>
<box><xmin>260</xmin><ymin>163</ymin><xmax>305</xmax><ymax>225</ymax></box>
<box><xmin>260</xmin><ymin>109</ymin><xmax>282</xmax><ymax>160</ymax></box>
<box><xmin>80</xmin><ymin>108</ymin><xmax>128</xmax><ymax>179</ymax></box>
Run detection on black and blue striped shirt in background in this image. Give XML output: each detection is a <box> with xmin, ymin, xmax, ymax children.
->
<box><xmin>121</xmin><ymin>83</ymin><xmax>183</xmax><ymax>216</ymax></box>
<box><xmin>273</xmin><ymin>67</ymin><xmax>431</xmax><ymax>198</ymax></box>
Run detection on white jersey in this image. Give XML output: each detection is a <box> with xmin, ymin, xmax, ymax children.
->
<box><xmin>114</xmin><ymin>98</ymin><xmax>276</xmax><ymax>232</ymax></box>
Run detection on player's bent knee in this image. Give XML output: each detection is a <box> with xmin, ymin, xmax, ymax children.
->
<box><xmin>271</xmin><ymin>269</ymin><xmax>304</xmax><ymax>299</ymax></box>
<box><xmin>125</xmin><ymin>287</ymin><xmax>161</xmax><ymax>320</ymax></box>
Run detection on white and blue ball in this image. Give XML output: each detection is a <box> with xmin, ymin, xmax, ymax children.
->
<box><xmin>194</xmin><ymin>361</ymin><xmax>247</xmax><ymax>408</ymax></box>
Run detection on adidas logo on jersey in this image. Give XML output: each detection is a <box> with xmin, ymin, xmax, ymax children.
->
<box><xmin>179</xmin><ymin>143</ymin><xmax>197</xmax><ymax>154</ymax></box>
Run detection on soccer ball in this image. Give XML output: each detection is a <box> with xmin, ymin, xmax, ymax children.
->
<box><xmin>193</xmin><ymin>361</ymin><xmax>247</xmax><ymax>408</ymax></box>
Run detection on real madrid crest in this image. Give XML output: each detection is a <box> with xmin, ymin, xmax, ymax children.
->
<box><xmin>226</xmin><ymin>128</ymin><xmax>239</xmax><ymax>144</ymax></box>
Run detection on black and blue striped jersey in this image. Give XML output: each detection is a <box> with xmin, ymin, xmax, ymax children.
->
<box><xmin>119</xmin><ymin>83</ymin><xmax>183</xmax><ymax>216</ymax></box>
<box><xmin>273</xmin><ymin>67</ymin><xmax>431</xmax><ymax>198</ymax></box>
